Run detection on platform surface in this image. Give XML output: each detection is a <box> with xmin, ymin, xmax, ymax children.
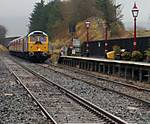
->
<box><xmin>61</xmin><ymin>56</ymin><xmax>150</xmax><ymax>67</ymax></box>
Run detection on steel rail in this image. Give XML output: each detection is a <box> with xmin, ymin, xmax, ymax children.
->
<box><xmin>6</xmin><ymin>65</ymin><xmax>57</xmax><ymax>124</ymax></box>
<box><xmin>53</xmin><ymin>64</ymin><xmax>150</xmax><ymax>92</ymax></box>
<box><xmin>11</xmin><ymin>59</ymin><xmax>128</xmax><ymax>124</ymax></box>
<box><xmin>40</xmin><ymin>64</ymin><xmax>150</xmax><ymax>106</ymax></box>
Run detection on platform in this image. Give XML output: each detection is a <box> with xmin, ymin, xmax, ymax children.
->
<box><xmin>58</xmin><ymin>56</ymin><xmax>150</xmax><ymax>83</ymax></box>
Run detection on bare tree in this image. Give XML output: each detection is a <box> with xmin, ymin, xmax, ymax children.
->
<box><xmin>60</xmin><ymin>0</ymin><xmax>99</xmax><ymax>26</ymax></box>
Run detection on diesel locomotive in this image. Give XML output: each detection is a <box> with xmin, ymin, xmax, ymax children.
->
<box><xmin>8</xmin><ymin>31</ymin><xmax>50</xmax><ymax>62</ymax></box>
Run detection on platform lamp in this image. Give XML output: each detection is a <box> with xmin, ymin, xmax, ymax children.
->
<box><xmin>85</xmin><ymin>21</ymin><xmax>91</xmax><ymax>57</ymax></box>
<box><xmin>85</xmin><ymin>21</ymin><xmax>91</xmax><ymax>45</ymax></box>
<box><xmin>104</xmin><ymin>23</ymin><xmax>108</xmax><ymax>54</ymax></box>
<box><xmin>132</xmin><ymin>2</ymin><xmax>139</xmax><ymax>50</ymax></box>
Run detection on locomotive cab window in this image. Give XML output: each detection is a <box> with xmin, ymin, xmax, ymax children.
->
<box><xmin>30</xmin><ymin>35</ymin><xmax>46</xmax><ymax>42</ymax></box>
<box><xmin>39</xmin><ymin>36</ymin><xmax>46</xmax><ymax>42</ymax></box>
<box><xmin>30</xmin><ymin>36</ymin><xmax>37</xmax><ymax>42</ymax></box>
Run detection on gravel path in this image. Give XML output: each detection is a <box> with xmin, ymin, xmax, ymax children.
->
<box><xmin>22</xmin><ymin>62</ymin><xmax>150</xmax><ymax>124</ymax></box>
<box><xmin>0</xmin><ymin>57</ymin><xmax>49</xmax><ymax>124</ymax></box>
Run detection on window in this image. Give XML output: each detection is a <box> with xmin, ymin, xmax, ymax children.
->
<box><xmin>30</xmin><ymin>36</ymin><xmax>37</xmax><ymax>42</ymax></box>
<box><xmin>39</xmin><ymin>36</ymin><xmax>46</xmax><ymax>42</ymax></box>
<box><xmin>30</xmin><ymin>35</ymin><xmax>46</xmax><ymax>42</ymax></box>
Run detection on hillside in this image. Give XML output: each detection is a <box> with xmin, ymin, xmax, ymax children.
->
<box><xmin>51</xmin><ymin>18</ymin><xmax>129</xmax><ymax>51</ymax></box>
<box><xmin>49</xmin><ymin>17</ymin><xmax>130</xmax><ymax>62</ymax></box>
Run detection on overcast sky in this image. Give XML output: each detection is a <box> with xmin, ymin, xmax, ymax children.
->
<box><xmin>0</xmin><ymin>0</ymin><xmax>150</xmax><ymax>37</ymax></box>
<box><xmin>117</xmin><ymin>0</ymin><xmax>150</xmax><ymax>23</ymax></box>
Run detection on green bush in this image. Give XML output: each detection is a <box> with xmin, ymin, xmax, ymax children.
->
<box><xmin>121</xmin><ymin>52</ymin><xmax>131</xmax><ymax>60</ymax></box>
<box><xmin>112</xmin><ymin>45</ymin><xmax>121</xmax><ymax>54</ymax></box>
<box><xmin>144</xmin><ymin>48</ymin><xmax>150</xmax><ymax>57</ymax></box>
<box><xmin>131</xmin><ymin>50</ymin><xmax>143</xmax><ymax>61</ymax></box>
<box><xmin>144</xmin><ymin>48</ymin><xmax>150</xmax><ymax>62</ymax></box>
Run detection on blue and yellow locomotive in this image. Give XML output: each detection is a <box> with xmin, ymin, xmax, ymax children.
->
<box><xmin>9</xmin><ymin>31</ymin><xmax>50</xmax><ymax>62</ymax></box>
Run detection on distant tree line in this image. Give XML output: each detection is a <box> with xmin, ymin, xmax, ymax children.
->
<box><xmin>0</xmin><ymin>25</ymin><xmax>7</xmax><ymax>39</ymax></box>
<box><xmin>29</xmin><ymin>0</ymin><xmax>123</xmax><ymax>39</ymax></box>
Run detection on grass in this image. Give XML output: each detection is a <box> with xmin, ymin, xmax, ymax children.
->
<box><xmin>0</xmin><ymin>44</ymin><xmax>8</xmax><ymax>52</ymax></box>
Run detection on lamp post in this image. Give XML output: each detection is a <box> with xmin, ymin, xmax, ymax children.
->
<box><xmin>104</xmin><ymin>24</ymin><xmax>108</xmax><ymax>53</ymax></box>
<box><xmin>85</xmin><ymin>21</ymin><xmax>91</xmax><ymax>57</ymax></box>
<box><xmin>101</xmin><ymin>22</ymin><xmax>108</xmax><ymax>58</ymax></box>
<box><xmin>85</xmin><ymin>21</ymin><xmax>91</xmax><ymax>42</ymax></box>
<box><xmin>132</xmin><ymin>2</ymin><xmax>139</xmax><ymax>50</ymax></box>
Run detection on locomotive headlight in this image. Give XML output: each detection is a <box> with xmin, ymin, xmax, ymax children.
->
<box><xmin>38</xmin><ymin>48</ymin><xmax>41</xmax><ymax>51</ymax></box>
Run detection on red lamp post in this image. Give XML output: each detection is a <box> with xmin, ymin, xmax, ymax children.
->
<box><xmin>85</xmin><ymin>21</ymin><xmax>91</xmax><ymax>57</ymax></box>
<box><xmin>132</xmin><ymin>2</ymin><xmax>139</xmax><ymax>50</ymax></box>
<box><xmin>85</xmin><ymin>21</ymin><xmax>91</xmax><ymax>42</ymax></box>
<box><xmin>104</xmin><ymin>24</ymin><xmax>108</xmax><ymax>53</ymax></box>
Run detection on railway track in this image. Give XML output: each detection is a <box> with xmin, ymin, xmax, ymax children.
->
<box><xmin>0</xmin><ymin>57</ymin><xmax>49</xmax><ymax>123</ymax></box>
<box><xmin>39</xmin><ymin>63</ymin><xmax>150</xmax><ymax>105</ymax></box>
<box><xmin>4</xmin><ymin>56</ymin><xmax>127</xmax><ymax>124</ymax></box>
<box><xmin>53</xmin><ymin>64</ymin><xmax>150</xmax><ymax>91</ymax></box>
<box><xmin>5</xmin><ymin>61</ymin><xmax>56</xmax><ymax>124</ymax></box>
<box><xmin>8</xmin><ymin>56</ymin><xmax>150</xmax><ymax>123</ymax></box>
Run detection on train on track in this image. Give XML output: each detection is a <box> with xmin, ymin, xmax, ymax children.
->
<box><xmin>8</xmin><ymin>31</ymin><xmax>50</xmax><ymax>62</ymax></box>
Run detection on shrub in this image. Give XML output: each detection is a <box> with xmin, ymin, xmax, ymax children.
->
<box><xmin>112</xmin><ymin>45</ymin><xmax>121</xmax><ymax>60</ymax></box>
<box><xmin>112</xmin><ymin>45</ymin><xmax>121</xmax><ymax>54</ymax></box>
<box><xmin>144</xmin><ymin>48</ymin><xmax>150</xmax><ymax>62</ymax></box>
<box><xmin>121</xmin><ymin>52</ymin><xmax>131</xmax><ymax>60</ymax></box>
<box><xmin>144</xmin><ymin>48</ymin><xmax>150</xmax><ymax>57</ymax></box>
<box><xmin>131</xmin><ymin>50</ymin><xmax>143</xmax><ymax>61</ymax></box>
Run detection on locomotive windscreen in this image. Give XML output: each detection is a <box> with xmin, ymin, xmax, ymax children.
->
<box><xmin>30</xmin><ymin>35</ymin><xmax>46</xmax><ymax>42</ymax></box>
